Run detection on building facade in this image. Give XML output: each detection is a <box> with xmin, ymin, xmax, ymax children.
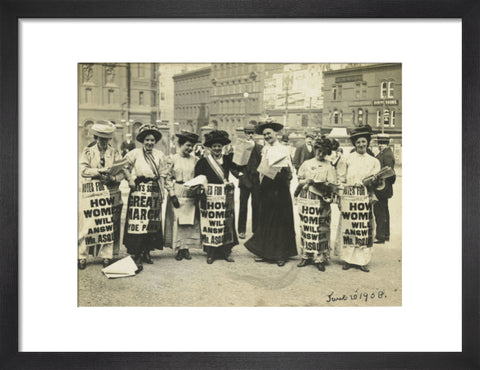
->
<box><xmin>208</xmin><ymin>63</ymin><xmax>284</xmax><ymax>139</ymax></box>
<box><xmin>78</xmin><ymin>63</ymin><xmax>159</xmax><ymax>151</ymax></box>
<box><xmin>322</xmin><ymin>63</ymin><xmax>402</xmax><ymax>135</ymax></box>
<box><xmin>173</xmin><ymin>67</ymin><xmax>212</xmax><ymax>134</ymax></box>
<box><xmin>158</xmin><ymin>63</ymin><xmax>209</xmax><ymax>127</ymax></box>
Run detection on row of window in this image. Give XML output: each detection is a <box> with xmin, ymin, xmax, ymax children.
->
<box><xmin>175</xmin><ymin>105</ymin><xmax>209</xmax><ymax>119</ymax></box>
<box><xmin>212</xmin><ymin>81</ymin><xmax>258</xmax><ymax>96</ymax></box>
<box><xmin>211</xmin><ymin>98</ymin><xmax>258</xmax><ymax>114</ymax></box>
<box><xmin>332</xmin><ymin>81</ymin><xmax>396</xmax><ymax>101</ymax></box>
<box><xmin>213</xmin><ymin>63</ymin><xmax>255</xmax><ymax>78</ymax></box>
<box><xmin>83</xmin><ymin>88</ymin><xmax>150</xmax><ymax>106</ymax></box>
<box><xmin>175</xmin><ymin>90</ymin><xmax>210</xmax><ymax>103</ymax></box>
<box><xmin>329</xmin><ymin>108</ymin><xmax>397</xmax><ymax>127</ymax></box>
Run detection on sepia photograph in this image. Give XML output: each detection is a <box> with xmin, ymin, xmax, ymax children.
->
<box><xmin>78</xmin><ymin>62</ymin><xmax>402</xmax><ymax>307</ymax></box>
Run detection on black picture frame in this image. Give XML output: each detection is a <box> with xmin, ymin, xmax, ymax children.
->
<box><xmin>2</xmin><ymin>1</ymin><xmax>479</xmax><ymax>369</ymax></box>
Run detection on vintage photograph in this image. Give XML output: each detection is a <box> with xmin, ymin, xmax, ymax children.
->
<box><xmin>78</xmin><ymin>63</ymin><xmax>402</xmax><ymax>307</ymax></box>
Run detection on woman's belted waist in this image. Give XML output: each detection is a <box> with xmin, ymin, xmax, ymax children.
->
<box><xmin>134</xmin><ymin>176</ymin><xmax>158</xmax><ymax>185</ymax></box>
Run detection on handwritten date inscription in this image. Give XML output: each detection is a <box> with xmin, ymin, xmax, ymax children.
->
<box><xmin>326</xmin><ymin>289</ymin><xmax>387</xmax><ymax>303</ymax></box>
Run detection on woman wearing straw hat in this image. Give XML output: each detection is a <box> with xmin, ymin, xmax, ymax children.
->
<box><xmin>335</xmin><ymin>125</ymin><xmax>381</xmax><ymax>272</ymax></box>
<box><xmin>78</xmin><ymin>120</ymin><xmax>124</xmax><ymax>270</ymax></box>
<box><xmin>122</xmin><ymin>124</ymin><xmax>168</xmax><ymax>273</ymax></box>
<box><xmin>164</xmin><ymin>130</ymin><xmax>203</xmax><ymax>261</ymax></box>
<box><xmin>194</xmin><ymin>130</ymin><xmax>239</xmax><ymax>264</ymax></box>
<box><xmin>244</xmin><ymin>120</ymin><xmax>297</xmax><ymax>267</ymax></box>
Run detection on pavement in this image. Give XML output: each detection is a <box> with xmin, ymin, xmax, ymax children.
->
<box><xmin>78</xmin><ymin>166</ymin><xmax>402</xmax><ymax>307</ymax></box>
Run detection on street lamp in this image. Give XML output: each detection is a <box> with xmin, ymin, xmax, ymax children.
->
<box><xmin>243</xmin><ymin>92</ymin><xmax>249</xmax><ymax>126</ymax></box>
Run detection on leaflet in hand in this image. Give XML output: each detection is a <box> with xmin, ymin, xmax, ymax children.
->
<box><xmin>184</xmin><ymin>175</ymin><xmax>208</xmax><ymax>188</ymax></box>
<box><xmin>233</xmin><ymin>139</ymin><xmax>255</xmax><ymax>166</ymax></box>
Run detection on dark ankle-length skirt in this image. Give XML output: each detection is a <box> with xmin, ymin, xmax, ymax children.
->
<box><xmin>244</xmin><ymin>175</ymin><xmax>297</xmax><ymax>261</ymax></box>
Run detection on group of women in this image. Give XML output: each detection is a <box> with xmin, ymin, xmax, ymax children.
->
<box><xmin>79</xmin><ymin>119</ymin><xmax>383</xmax><ymax>274</ymax></box>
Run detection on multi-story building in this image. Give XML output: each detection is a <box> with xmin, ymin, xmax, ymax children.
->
<box><xmin>322</xmin><ymin>63</ymin><xmax>402</xmax><ymax>136</ymax></box>
<box><xmin>78</xmin><ymin>63</ymin><xmax>159</xmax><ymax>151</ymax></box>
<box><xmin>158</xmin><ymin>63</ymin><xmax>209</xmax><ymax>126</ymax></box>
<box><xmin>208</xmin><ymin>63</ymin><xmax>284</xmax><ymax>139</ymax></box>
<box><xmin>172</xmin><ymin>67</ymin><xmax>212</xmax><ymax>134</ymax></box>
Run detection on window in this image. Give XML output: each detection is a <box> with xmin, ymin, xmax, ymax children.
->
<box><xmin>388</xmin><ymin>82</ymin><xmax>394</xmax><ymax>98</ymax></box>
<box><xmin>381</xmin><ymin>82</ymin><xmax>387</xmax><ymax>98</ymax></box>
<box><xmin>358</xmin><ymin>108</ymin><xmax>364</xmax><ymax>126</ymax></box>
<box><xmin>139</xmin><ymin>91</ymin><xmax>144</xmax><ymax>105</ymax></box>
<box><xmin>85</xmin><ymin>88</ymin><xmax>92</xmax><ymax>103</ymax></box>
<box><xmin>355</xmin><ymin>83</ymin><xmax>361</xmax><ymax>100</ymax></box>
<box><xmin>332</xmin><ymin>87</ymin><xmax>337</xmax><ymax>100</ymax></box>
<box><xmin>390</xmin><ymin>110</ymin><xmax>396</xmax><ymax>126</ymax></box>
<box><xmin>362</xmin><ymin>82</ymin><xmax>367</xmax><ymax>98</ymax></box>
<box><xmin>333</xmin><ymin>110</ymin><xmax>339</xmax><ymax>124</ymax></box>
<box><xmin>352</xmin><ymin>110</ymin><xmax>356</xmax><ymax>125</ymax></box>
<box><xmin>376</xmin><ymin>110</ymin><xmax>381</xmax><ymax>127</ymax></box>
<box><xmin>108</xmin><ymin>89</ymin><xmax>114</xmax><ymax>104</ymax></box>
<box><xmin>301</xmin><ymin>115</ymin><xmax>308</xmax><ymax>127</ymax></box>
<box><xmin>161</xmin><ymin>92</ymin><xmax>165</xmax><ymax>101</ymax></box>
<box><xmin>365</xmin><ymin>110</ymin><xmax>368</xmax><ymax>125</ymax></box>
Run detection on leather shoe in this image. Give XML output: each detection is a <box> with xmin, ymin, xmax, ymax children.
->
<box><xmin>224</xmin><ymin>255</ymin><xmax>235</xmax><ymax>262</ymax></box>
<box><xmin>142</xmin><ymin>251</ymin><xmax>154</xmax><ymax>264</ymax></box>
<box><xmin>135</xmin><ymin>264</ymin><xmax>143</xmax><ymax>274</ymax></box>
<box><xmin>238</xmin><ymin>232</ymin><xmax>246</xmax><ymax>239</ymax></box>
<box><xmin>359</xmin><ymin>265</ymin><xmax>370</xmax><ymax>272</ymax></box>
<box><xmin>277</xmin><ymin>260</ymin><xmax>286</xmax><ymax>267</ymax></box>
<box><xmin>102</xmin><ymin>258</ymin><xmax>112</xmax><ymax>268</ymax></box>
<box><xmin>316</xmin><ymin>263</ymin><xmax>326</xmax><ymax>272</ymax></box>
<box><xmin>374</xmin><ymin>239</ymin><xmax>385</xmax><ymax>244</ymax></box>
<box><xmin>254</xmin><ymin>257</ymin><xmax>266</xmax><ymax>263</ymax></box>
<box><xmin>183</xmin><ymin>250</ymin><xmax>192</xmax><ymax>260</ymax></box>
<box><xmin>175</xmin><ymin>251</ymin><xmax>184</xmax><ymax>261</ymax></box>
<box><xmin>78</xmin><ymin>259</ymin><xmax>87</xmax><ymax>270</ymax></box>
<box><xmin>207</xmin><ymin>257</ymin><xmax>214</xmax><ymax>264</ymax></box>
<box><xmin>297</xmin><ymin>258</ymin><xmax>308</xmax><ymax>267</ymax></box>
<box><xmin>342</xmin><ymin>263</ymin><xmax>351</xmax><ymax>270</ymax></box>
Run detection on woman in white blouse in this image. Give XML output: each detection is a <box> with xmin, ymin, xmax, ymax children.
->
<box><xmin>335</xmin><ymin>125</ymin><xmax>381</xmax><ymax>272</ymax></box>
<box><xmin>164</xmin><ymin>130</ymin><xmax>203</xmax><ymax>261</ymax></box>
<box><xmin>123</xmin><ymin>125</ymin><xmax>168</xmax><ymax>273</ymax></box>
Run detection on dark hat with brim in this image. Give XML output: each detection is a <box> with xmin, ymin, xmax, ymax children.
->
<box><xmin>176</xmin><ymin>130</ymin><xmax>200</xmax><ymax>143</ymax></box>
<box><xmin>255</xmin><ymin>120</ymin><xmax>284</xmax><ymax>134</ymax></box>
<box><xmin>136</xmin><ymin>124</ymin><xmax>162</xmax><ymax>143</ymax></box>
<box><xmin>377</xmin><ymin>133</ymin><xmax>391</xmax><ymax>144</ymax></box>
<box><xmin>350</xmin><ymin>125</ymin><xmax>373</xmax><ymax>144</ymax></box>
<box><xmin>203</xmin><ymin>130</ymin><xmax>231</xmax><ymax>147</ymax></box>
<box><xmin>244</xmin><ymin>120</ymin><xmax>258</xmax><ymax>133</ymax></box>
<box><xmin>305</xmin><ymin>133</ymin><xmax>315</xmax><ymax>139</ymax></box>
<box><xmin>90</xmin><ymin>120</ymin><xmax>116</xmax><ymax>139</ymax></box>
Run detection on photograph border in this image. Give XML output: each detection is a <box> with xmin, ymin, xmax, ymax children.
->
<box><xmin>3</xmin><ymin>1</ymin><xmax>479</xmax><ymax>368</ymax></box>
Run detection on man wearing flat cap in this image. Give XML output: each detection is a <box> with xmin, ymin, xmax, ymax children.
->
<box><xmin>373</xmin><ymin>134</ymin><xmax>396</xmax><ymax>244</ymax></box>
<box><xmin>292</xmin><ymin>132</ymin><xmax>315</xmax><ymax>172</ymax></box>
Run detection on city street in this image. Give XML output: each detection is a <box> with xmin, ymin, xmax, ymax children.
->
<box><xmin>78</xmin><ymin>166</ymin><xmax>402</xmax><ymax>307</ymax></box>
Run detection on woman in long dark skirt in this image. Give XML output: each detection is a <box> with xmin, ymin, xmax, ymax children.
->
<box><xmin>244</xmin><ymin>120</ymin><xmax>297</xmax><ymax>267</ymax></box>
<box><xmin>123</xmin><ymin>125</ymin><xmax>168</xmax><ymax>273</ymax></box>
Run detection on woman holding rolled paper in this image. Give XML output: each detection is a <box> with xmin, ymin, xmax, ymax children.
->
<box><xmin>122</xmin><ymin>125</ymin><xmax>168</xmax><ymax>273</ymax></box>
<box><xmin>335</xmin><ymin>125</ymin><xmax>381</xmax><ymax>272</ymax></box>
<box><xmin>164</xmin><ymin>130</ymin><xmax>203</xmax><ymax>261</ymax></box>
<box><xmin>78</xmin><ymin>120</ymin><xmax>124</xmax><ymax>270</ymax></box>
<box><xmin>244</xmin><ymin>120</ymin><xmax>297</xmax><ymax>267</ymax></box>
<box><xmin>194</xmin><ymin>130</ymin><xmax>239</xmax><ymax>264</ymax></box>
<box><xmin>295</xmin><ymin>136</ymin><xmax>338</xmax><ymax>272</ymax></box>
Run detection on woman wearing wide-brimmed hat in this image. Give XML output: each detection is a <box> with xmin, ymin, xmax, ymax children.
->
<box><xmin>194</xmin><ymin>130</ymin><xmax>240</xmax><ymax>264</ymax></box>
<box><xmin>78</xmin><ymin>120</ymin><xmax>124</xmax><ymax>270</ymax></box>
<box><xmin>244</xmin><ymin>120</ymin><xmax>298</xmax><ymax>267</ymax></box>
<box><xmin>295</xmin><ymin>136</ymin><xmax>338</xmax><ymax>272</ymax></box>
<box><xmin>164</xmin><ymin>130</ymin><xmax>203</xmax><ymax>261</ymax></box>
<box><xmin>122</xmin><ymin>124</ymin><xmax>168</xmax><ymax>273</ymax></box>
<box><xmin>335</xmin><ymin>125</ymin><xmax>381</xmax><ymax>272</ymax></box>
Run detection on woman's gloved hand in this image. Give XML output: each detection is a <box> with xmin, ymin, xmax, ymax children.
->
<box><xmin>170</xmin><ymin>195</ymin><xmax>180</xmax><ymax>209</ymax></box>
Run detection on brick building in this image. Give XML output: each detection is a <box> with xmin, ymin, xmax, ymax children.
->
<box><xmin>78</xmin><ymin>63</ymin><xmax>159</xmax><ymax>151</ymax></box>
<box><xmin>322</xmin><ymin>63</ymin><xmax>402</xmax><ymax>136</ymax></box>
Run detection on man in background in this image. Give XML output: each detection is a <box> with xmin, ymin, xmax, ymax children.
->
<box><xmin>120</xmin><ymin>133</ymin><xmax>135</xmax><ymax>157</ymax></box>
<box><xmin>373</xmin><ymin>134</ymin><xmax>396</xmax><ymax>244</ymax></box>
<box><xmin>236</xmin><ymin>120</ymin><xmax>263</xmax><ymax>239</ymax></box>
<box><xmin>292</xmin><ymin>133</ymin><xmax>315</xmax><ymax>173</ymax></box>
